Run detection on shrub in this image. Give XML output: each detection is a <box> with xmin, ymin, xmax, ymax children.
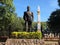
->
<box><xmin>11</xmin><ymin>32</ymin><xmax>42</xmax><ymax>39</ymax></box>
<box><xmin>0</xmin><ymin>36</ymin><xmax>8</xmax><ymax>42</ymax></box>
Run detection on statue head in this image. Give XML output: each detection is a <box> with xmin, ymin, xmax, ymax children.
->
<box><xmin>27</xmin><ymin>6</ymin><xmax>30</xmax><ymax>11</ymax></box>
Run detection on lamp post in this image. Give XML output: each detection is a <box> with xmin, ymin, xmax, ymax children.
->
<box><xmin>37</xmin><ymin>6</ymin><xmax>41</xmax><ymax>32</ymax></box>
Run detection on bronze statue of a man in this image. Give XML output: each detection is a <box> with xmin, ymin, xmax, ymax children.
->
<box><xmin>23</xmin><ymin>6</ymin><xmax>34</xmax><ymax>32</ymax></box>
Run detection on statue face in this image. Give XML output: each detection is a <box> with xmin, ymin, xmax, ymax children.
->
<box><xmin>27</xmin><ymin>6</ymin><xmax>30</xmax><ymax>11</ymax></box>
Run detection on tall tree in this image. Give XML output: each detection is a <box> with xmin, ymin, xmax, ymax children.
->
<box><xmin>0</xmin><ymin>0</ymin><xmax>15</xmax><ymax>36</ymax></box>
<box><xmin>47</xmin><ymin>9</ymin><xmax>60</xmax><ymax>33</ymax></box>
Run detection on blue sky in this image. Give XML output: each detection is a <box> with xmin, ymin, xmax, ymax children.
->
<box><xmin>13</xmin><ymin>0</ymin><xmax>59</xmax><ymax>22</ymax></box>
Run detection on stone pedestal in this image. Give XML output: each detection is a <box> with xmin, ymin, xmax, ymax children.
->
<box><xmin>5</xmin><ymin>39</ymin><xmax>44</xmax><ymax>45</ymax></box>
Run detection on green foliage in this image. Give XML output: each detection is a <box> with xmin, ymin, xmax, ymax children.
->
<box><xmin>0</xmin><ymin>0</ymin><xmax>15</xmax><ymax>36</ymax></box>
<box><xmin>0</xmin><ymin>0</ymin><xmax>14</xmax><ymax>8</ymax></box>
<box><xmin>47</xmin><ymin>9</ymin><xmax>60</xmax><ymax>33</ymax></box>
<box><xmin>58</xmin><ymin>0</ymin><xmax>60</xmax><ymax>6</ymax></box>
<box><xmin>41</xmin><ymin>22</ymin><xmax>47</xmax><ymax>30</ymax></box>
<box><xmin>11</xmin><ymin>32</ymin><xmax>42</xmax><ymax>39</ymax></box>
<box><xmin>32</xmin><ymin>22</ymin><xmax>37</xmax><ymax>31</ymax></box>
<box><xmin>17</xmin><ymin>17</ymin><xmax>25</xmax><ymax>31</ymax></box>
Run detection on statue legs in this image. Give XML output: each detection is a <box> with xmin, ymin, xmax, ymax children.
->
<box><xmin>28</xmin><ymin>21</ymin><xmax>32</xmax><ymax>32</ymax></box>
<box><xmin>25</xmin><ymin>21</ymin><xmax>28</xmax><ymax>32</ymax></box>
<box><xmin>25</xmin><ymin>21</ymin><xmax>32</xmax><ymax>32</ymax></box>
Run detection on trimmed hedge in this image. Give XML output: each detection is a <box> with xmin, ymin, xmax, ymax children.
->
<box><xmin>11</xmin><ymin>32</ymin><xmax>42</xmax><ymax>39</ymax></box>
